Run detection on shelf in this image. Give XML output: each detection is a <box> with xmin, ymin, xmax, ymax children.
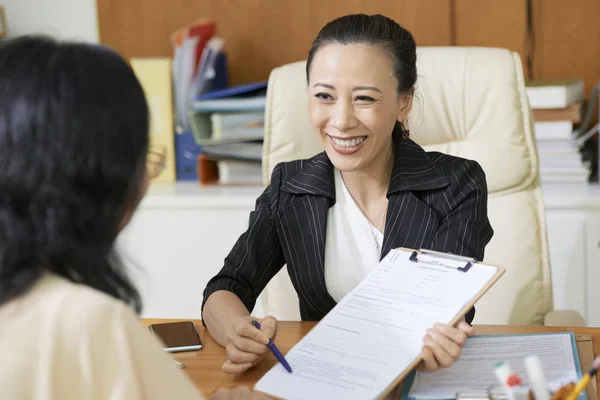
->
<box><xmin>542</xmin><ymin>183</ymin><xmax>600</xmax><ymax>209</ymax></box>
<box><xmin>139</xmin><ymin>181</ymin><xmax>600</xmax><ymax>210</ymax></box>
<box><xmin>140</xmin><ymin>182</ymin><xmax>265</xmax><ymax>209</ymax></box>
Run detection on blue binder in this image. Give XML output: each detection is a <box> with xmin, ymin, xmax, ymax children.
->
<box><xmin>200</xmin><ymin>51</ymin><xmax>229</xmax><ymax>95</ymax></box>
<box><xmin>400</xmin><ymin>332</ymin><xmax>586</xmax><ymax>400</ymax></box>
<box><xmin>175</xmin><ymin>131</ymin><xmax>202</xmax><ymax>181</ymax></box>
<box><xmin>196</xmin><ymin>80</ymin><xmax>267</xmax><ymax>101</ymax></box>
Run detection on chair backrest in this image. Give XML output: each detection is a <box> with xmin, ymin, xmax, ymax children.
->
<box><xmin>261</xmin><ymin>47</ymin><xmax>553</xmax><ymax>325</ymax></box>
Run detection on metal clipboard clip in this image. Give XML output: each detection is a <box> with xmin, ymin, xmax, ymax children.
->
<box><xmin>409</xmin><ymin>248</ymin><xmax>476</xmax><ymax>272</ymax></box>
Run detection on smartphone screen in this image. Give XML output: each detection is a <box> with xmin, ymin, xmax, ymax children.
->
<box><xmin>149</xmin><ymin>321</ymin><xmax>203</xmax><ymax>352</ymax></box>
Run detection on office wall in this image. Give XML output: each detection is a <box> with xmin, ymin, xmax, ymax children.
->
<box><xmin>454</xmin><ymin>0</ymin><xmax>600</xmax><ymax>98</ymax></box>
<box><xmin>97</xmin><ymin>0</ymin><xmax>452</xmax><ymax>88</ymax></box>
<box><xmin>2</xmin><ymin>0</ymin><xmax>597</xmax><ymax>98</ymax></box>
<box><xmin>96</xmin><ymin>0</ymin><xmax>600</xmax><ymax>98</ymax></box>
<box><xmin>532</xmin><ymin>0</ymin><xmax>600</xmax><ymax>97</ymax></box>
<box><xmin>3</xmin><ymin>0</ymin><xmax>99</xmax><ymax>42</ymax></box>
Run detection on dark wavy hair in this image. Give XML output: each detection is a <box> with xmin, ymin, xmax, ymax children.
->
<box><xmin>306</xmin><ymin>14</ymin><xmax>417</xmax><ymax>142</ymax></box>
<box><xmin>0</xmin><ymin>36</ymin><xmax>149</xmax><ymax>312</ymax></box>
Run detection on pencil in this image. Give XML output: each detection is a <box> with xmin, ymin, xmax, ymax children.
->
<box><xmin>564</xmin><ymin>356</ymin><xmax>600</xmax><ymax>400</ymax></box>
<box><xmin>551</xmin><ymin>383</ymin><xmax>574</xmax><ymax>400</ymax></box>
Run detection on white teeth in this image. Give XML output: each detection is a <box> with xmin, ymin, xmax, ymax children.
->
<box><xmin>331</xmin><ymin>136</ymin><xmax>366</xmax><ymax>148</ymax></box>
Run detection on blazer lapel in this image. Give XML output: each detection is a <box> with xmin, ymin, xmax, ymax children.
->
<box><xmin>279</xmin><ymin>153</ymin><xmax>338</xmax><ymax>316</ymax></box>
<box><xmin>382</xmin><ymin>139</ymin><xmax>450</xmax><ymax>258</ymax></box>
<box><xmin>279</xmin><ymin>139</ymin><xmax>449</xmax><ymax>198</ymax></box>
<box><xmin>381</xmin><ymin>191</ymin><xmax>442</xmax><ymax>258</ymax></box>
<box><xmin>280</xmin><ymin>153</ymin><xmax>336</xmax><ymax>202</ymax></box>
<box><xmin>387</xmin><ymin>139</ymin><xmax>450</xmax><ymax>194</ymax></box>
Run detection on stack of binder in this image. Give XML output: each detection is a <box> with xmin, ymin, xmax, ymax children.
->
<box><xmin>189</xmin><ymin>81</ymin><xmax>267</xmax><ymax>186</ymax></box>
<box><xmin>525</xmin><ymin>79</ymin><xmax>591</xmax><ymax>184</ymax></box>
<box><xmin>169</xmin><ymin>18</ymin><xmax>228</xmax><ymax>181</ymax></box>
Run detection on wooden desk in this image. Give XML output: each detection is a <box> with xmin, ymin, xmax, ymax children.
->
<box><xmin>143</xmin><ymin>320</ymin><xmax>600</xmax><ymax>397</ymax></box>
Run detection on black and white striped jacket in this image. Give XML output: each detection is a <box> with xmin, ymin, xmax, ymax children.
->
<box><xmin>202</xmin><ymin>139</ymin><xmax>494</xmax><ymax>324</ymax></box>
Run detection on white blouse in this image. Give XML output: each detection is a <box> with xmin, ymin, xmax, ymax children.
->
<box><xmin>324</xmin><ymin>168</ymin><xmax>384</xmax><ymax>302</ymax></box>
<box><xmin>0</xmin><ymin>273</ymin><xmax>204</xmax><ymax>400</ymax></box>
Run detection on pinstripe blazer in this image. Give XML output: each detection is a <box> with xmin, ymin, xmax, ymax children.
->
<box><xmin>202</xmin><ymin>138</ymin><xmax>494</xmax><ymax>323</ymax></box>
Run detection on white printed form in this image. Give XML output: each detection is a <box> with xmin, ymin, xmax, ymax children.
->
<box><xmin>254</xmin><ymin>249</ymin><xmax>499</xmax><ymax>400</ymax></box>
<box><xmin>408</xmin><ymin>333</ymin><xmax>580</xmax><ymax>399</ymax></box>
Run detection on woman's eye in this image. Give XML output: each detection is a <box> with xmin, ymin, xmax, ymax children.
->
<box><xmin>315</xmin><ymin>92</ymin><xmax>333</xmax><ymax>101</ymax></box>
<box><xmin>355</xmin><ymin>95</ymin><xmax>375</xmax><ymax>102</ymax></box>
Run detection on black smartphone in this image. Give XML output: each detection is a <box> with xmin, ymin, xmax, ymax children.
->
<box><xmin>149</xmin><ymin>321</ymin><xmax>203</xmax><ymax>352</ymax></box>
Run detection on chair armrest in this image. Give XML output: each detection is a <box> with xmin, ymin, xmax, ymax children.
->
<box><xmin>544</xmin><ymin>310</ymin><xmax>586</xmax><ymax>327</ymax></box>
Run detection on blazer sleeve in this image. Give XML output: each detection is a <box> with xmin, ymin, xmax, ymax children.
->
<box><xmin>201</xmin><ymin>164</ymin><xmax>286</xmax><ymax>318</ymax></box>
<box><xmin>429</xmin><ymin>159</ymin><xmax>494</xmax><ymax>324</ymax></box>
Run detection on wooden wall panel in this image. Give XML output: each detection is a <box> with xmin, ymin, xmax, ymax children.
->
<box><xmin>97</xmin><ymin>0</ymin><xmax>452</xmax><ymax>85</ymax></box>
<box><xmin>532</xmin><ymin>0</ymin><xmax>600</xmax><ymax>97</ymax></box>
<box><xmin>98</xmin><ymin>0</ymin><xmax>600</xmax><ymax>97</ymax></box>
<box><xmin>454</xmin><ymin>0</ymin><xmax>530</xmax><ymax>77</ymax></box>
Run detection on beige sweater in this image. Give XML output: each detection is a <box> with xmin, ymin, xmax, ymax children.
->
<box><xmin>0</xmin><ymin>273</ymin><xmax>204</xmax><ymax>400</ymax></box>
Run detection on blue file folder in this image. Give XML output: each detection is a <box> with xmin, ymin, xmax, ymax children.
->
<box><xmin>401</xmin><ymin>332</ymin><xmax>585</xmax><ymax>400</ymax></box>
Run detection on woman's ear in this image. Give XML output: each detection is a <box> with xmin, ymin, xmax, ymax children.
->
<box><xmin>397</xmin><ymin>92</ymin><xmax>414</xmax><ymax>124</ymax></box>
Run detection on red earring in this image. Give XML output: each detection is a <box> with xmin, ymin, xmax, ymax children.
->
<box><xmin>402</xmin><ymin>129</ymin><xmax>410</xmax><ymax>139</ymax></box>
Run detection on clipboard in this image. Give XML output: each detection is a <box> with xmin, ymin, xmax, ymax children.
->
<box><xmin>376</xmin><ymin>248</ymin><xmax>505</xmax><ymax>400</ymax></box>
<box><xmin>253</xmin><ymin>247</ymin><xmax>505</xmax><ymax>400</ymax></box>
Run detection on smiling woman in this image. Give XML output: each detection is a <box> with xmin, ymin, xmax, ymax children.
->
<box><xmin>201</xmin><ymin>13</ymin><xmax>494</xmax><ymax>376</ymax></box>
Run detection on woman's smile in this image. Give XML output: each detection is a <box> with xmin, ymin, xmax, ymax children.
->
<box><xmin>327</xmin><ymin>134</ymin><xmax>368</xmax><ymax>154</ymax></box>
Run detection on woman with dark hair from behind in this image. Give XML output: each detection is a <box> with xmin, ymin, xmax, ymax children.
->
<box><xmin>0</xmin><ymin>36</ymin><xmax>265</xmax><ymax>400</ymax></box>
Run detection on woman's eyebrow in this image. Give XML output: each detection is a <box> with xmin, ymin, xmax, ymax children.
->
<box><xmin>352</xmin><ymin>86</ymin><xmax>382</xmax><ymax>92</ymax></box>
<box><xmin>312</xmin><ymin>83</ymin><xmax>335</xmax><ymax>89</ymax></box>
<box><xmin>312</xmin><ymin>83</ymin><xmax>382</xmax><ymax>93</ymax></box>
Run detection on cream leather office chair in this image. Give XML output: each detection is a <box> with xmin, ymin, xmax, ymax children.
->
<box><xmin>260</xmin><ymin>47</ymin><xmax>584</xmax><ymax>326</ymax></box>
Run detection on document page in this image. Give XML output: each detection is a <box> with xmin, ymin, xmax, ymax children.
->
<box><xmin>254</xmin><ymin>249</ymin><xmax>499</xmax><ymax>400</ymax></box>
<box><xmin>407</xmin><ymin>333</ymin><xmax>580</xmax><ymax>399</ymax></box>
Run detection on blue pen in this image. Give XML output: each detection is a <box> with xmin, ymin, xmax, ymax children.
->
<box><xmin>252</xmin><ymin>320</ymin><xmax>293</xmax><ymax>373</ymax></box>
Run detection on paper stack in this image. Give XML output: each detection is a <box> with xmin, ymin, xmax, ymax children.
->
<box><xmin>170</xmin><ymin>19</ymin><xmax>226</xmax><ymax>134</ymax></box>
<box><xmin>169</xmin><ymin>17</ymin><xmax>266</xmax><ymax>186</ymax></box>
<box><xmin>168</xmin><ymin>19</ymin><xmax>229</xmax><ymax>181</ymax></box>
<box><xmin>189</xmin><ymin>82</ymin><xmax>267</xmax><ymax>185</ymax></box>
<box><xmin>526</xmin><ymin>79</ymin><xmax>590</xmax><ymax>184</ymax></box>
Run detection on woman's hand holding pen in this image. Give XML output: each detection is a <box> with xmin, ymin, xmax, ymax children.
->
<box><xmin>417</xmin><ymin>320</ymin><xmax>474</xmax><ymax>373</ymax></box>
<box><xmin>222</xmin><ymin>315</ymin><xmax>279</xmax><ymax>374</ymax></box>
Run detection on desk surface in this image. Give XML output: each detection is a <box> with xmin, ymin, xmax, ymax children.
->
<box><xmin>142</xmin><ymin>320</ymin><xmax>600</xmax><ymax>397</ymax></box>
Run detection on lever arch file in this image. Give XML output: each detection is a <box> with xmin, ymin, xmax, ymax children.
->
<box><xmin>254</xmin><ymin>248</ymin><xmax>505</xmax><ymax>400</ymax></box>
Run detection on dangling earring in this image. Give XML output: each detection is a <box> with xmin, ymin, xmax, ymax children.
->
<box><xmin>401</xmin><ymin>121</ymin><xmax>410</xmax><ymax>139</ymax></box>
